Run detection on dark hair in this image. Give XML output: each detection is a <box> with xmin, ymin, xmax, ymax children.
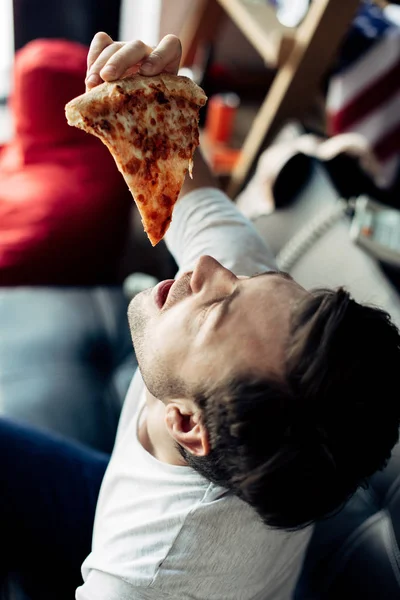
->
<box><xmin>179</xmin><ymin>288</ymin><xmax>400</xmax><ymax>530</ymax></box>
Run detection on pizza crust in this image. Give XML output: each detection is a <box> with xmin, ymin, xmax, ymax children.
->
<box><xmin>66</xmin><ymin>73</ymin><xmax>207</xmax><ymax>128</ymax></box>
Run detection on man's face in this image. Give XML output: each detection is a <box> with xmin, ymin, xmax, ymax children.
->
<box><xmin>128</xmin><ymin>255</ymin><xmax>309</xmax><ymax>400</ymax></box>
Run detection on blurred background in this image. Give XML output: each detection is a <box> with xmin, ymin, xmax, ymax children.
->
<box><xmin>0</xmin><ymin>0</ymin><xmax>400</xmax><ymax>600</ymax></box>
<box><xmin>1</xmin><ymin>0</ymin><xmax>400</xmax><ymax>437</ymax></box>
<box><xmin>1</xmin><ymin>7</ymin><xmax>400</xmax><ymax>599</ymax></box>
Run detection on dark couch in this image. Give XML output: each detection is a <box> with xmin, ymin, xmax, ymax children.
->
<box><xmin>296</xmin><ymin>445</ymin><xmax>400</xmax><ymax>599</ymax></box>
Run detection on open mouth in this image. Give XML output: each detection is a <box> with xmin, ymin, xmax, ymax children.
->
<box><xmin>154</xmin><ymin>279</ymin><xmax>175</xmax><ymax>309</ymax></box>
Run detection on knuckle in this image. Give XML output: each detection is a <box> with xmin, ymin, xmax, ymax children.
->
<box><xmin>164</xmin><ymin>34</ymin><xmax>181</xmax><ymax>48</ymax></box>
<box><xmin>88</xmin><ymin>32</ymin><xmax>113</xmax><ymax>68</ymax></box>
<box><xmin>105</xmin><ymin>42</ymin><xmax>124</xmax><ymax>60</ymax></box>
<box><xmin>165</xmin><ymin>34</ymin><xmax>182</xmax><ymax>55</ymax></box>
<box><xmin>94</xmin><ymin>31</ymin><xmax>112</xmax><ymax>45</ymax></box>
<box><xmin>149</xmin><ymin>50</ymin><xmax>163</xmax><ymax>63</ymax></box>
<box><xmin>129</xmin><ymin>39</ymin><xmax>146</xmax><ymax>53</ymax></box>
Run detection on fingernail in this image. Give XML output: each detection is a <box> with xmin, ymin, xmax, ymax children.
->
<box><xmin>86</xmin><ymin>73</ymin><xmax>100</xmax><ymax>86</ymax></box>
<box><xmin>101</xmin><ymin>65</ymin><xmax>116</xmax><ymax>78</ymax></box>
<box><xmin>140</xmin><ymin>61</ymin><xmax>153</xmax><ymax>73</ymax></box>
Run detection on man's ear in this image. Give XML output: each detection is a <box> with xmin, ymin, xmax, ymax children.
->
<box><xmin>165</xmin><ymin>401</ymin><xmax>210</xmax><ymax>457</ymax></box>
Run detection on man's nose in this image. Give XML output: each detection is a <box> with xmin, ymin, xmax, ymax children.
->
<box><xmin>190</xmin><ymin>255</ymin><xmax>236</xmax><ymax>294</ymax></box>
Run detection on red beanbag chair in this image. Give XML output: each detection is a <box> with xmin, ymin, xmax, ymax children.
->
<box><xmin>0</xmin><ymin>39</ymin><xmax>132</xmax><ymax>286</ymax></box>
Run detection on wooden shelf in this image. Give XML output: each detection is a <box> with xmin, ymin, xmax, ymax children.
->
<box><xmin>181</xmin><ymin>0</ymin><xmax>360</xmax><ymax>197</ymax></box>
<box><xmin>216</xmin><ymin>0</ymin><xmax>295</xmax><ymax>67</ymax></box>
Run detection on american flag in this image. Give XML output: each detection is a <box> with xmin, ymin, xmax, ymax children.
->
<box><xmin>326</xmin><ymin>1</ymin><xmax>400</xmax><ymax>189</ymax></box>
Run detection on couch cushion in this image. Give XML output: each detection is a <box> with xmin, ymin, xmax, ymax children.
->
<box><xmin>0</xmin><ymin>39</ymin><xmax>132</xmax><ymax>286</ymax></box>
<box><xmin>295</xmin><ymin>443</ymin><xmax>400</xmax><ymax>599</ymax></box>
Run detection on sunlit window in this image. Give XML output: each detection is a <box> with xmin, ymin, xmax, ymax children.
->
<box><xmin>119</xmin><ymin>0</ymin><xmax>161</xmax><ymax>46</ymax></box>
<box><xmin>0</xmin><ymin>0</ymin><xmax>14</xmax><ymax>98</ymax></box>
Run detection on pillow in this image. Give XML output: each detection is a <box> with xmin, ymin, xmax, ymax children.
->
<box><xmin>0</xmin><ymin>39</ymin><xmax>132</xmax><ymax>285</ymax></box>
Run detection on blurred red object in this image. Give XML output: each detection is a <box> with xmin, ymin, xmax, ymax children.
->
<box><xmin>205</xmin><ymin>93</ymin><xmax>240</xmax><ymax>145</ymax></box>
<box><xmin>0</xmin><ymin>39</ymin><xmax>131</xmax><ymax>286</ymax></box>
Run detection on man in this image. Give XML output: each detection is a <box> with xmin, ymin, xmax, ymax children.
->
<box><xmin>1</xmin><ymin>32</ymin><xmax>400</xmax><ymax>600</ymax></box>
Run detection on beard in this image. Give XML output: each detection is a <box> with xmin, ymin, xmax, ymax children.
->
<box><xmin>128</xmin><ymin>289</ymin><xmax>149</xmax><ymax>363</ymax></box>
<box><xmin>127</xmin><ymin>289</ymin><xmax>159</xmax><ymax>393</ymax></box>
<box><xmin>127</xmin><ymin>289</ymin><xmax>188</xmax><ymax>400</ymax></box>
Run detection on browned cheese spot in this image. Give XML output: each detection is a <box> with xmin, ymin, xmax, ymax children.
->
<box><xmin>142</xmin><ymin>134</ymin><xmax>170</xmax><ymax>160</ymax></box>
<box><xmin>131</xmin><ymin>126</ymin><xmax>146</xmax><ymax>149</ymax></box>
<box><xmin>143</xmin><ymin>157</ymin><xmax>155</xmax><ymax>181</ymax></box>
<box><xmin>126</xmin><ymin>90</ymin><xmax>146</xmax><ymax>111</ymax></box>
<box><xmin>181</xmin><ymin>124</ymin><xmax>192</xmax><ymax>137</ymax></box>
<box><xmin>125</xmin><ymin>156</ymin><xmax>141</xmax><ymax>175</ymax></box>
<box><xmin>176</xmin><ymin>97</ymin><xmax>186</xmax><ymax>109</ymax></box>
<box><xmin>99</xmin><ymin>119</ymin><xmax>114</xmax><ymax>135</ymax></box>
<box><xmin>155</xmin><ymin>90</ymin><xmax>169</xmax><ymax>105</ymax></box>
<box><xmin>161</xmin><ymin>194</ymin><xmax>173</xmax><ymax>209</ymax></box>
<box><xmin>89</xmin><ymin>100</ymin><xmax>111</xmax><ymax>119</ymax></box>
<box><xmin>137</xmin><ymin>193</ymin><xmax>147</xmax><ymax>205</ymax></box>
<box><xmin>159</xmin><ymin>216</ymin><xmax>171</xmax><ymax>237</ymax></box>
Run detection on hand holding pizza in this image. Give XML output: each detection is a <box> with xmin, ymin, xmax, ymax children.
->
<box><xmin>85</xmin><ymin>32</ymin><xmax>182</xmax><ymax>91</ymax></box>
<box><xmin>66</xmin><ymin>31</ymin><xmax>206</xmax><ymax>246</ymax></box>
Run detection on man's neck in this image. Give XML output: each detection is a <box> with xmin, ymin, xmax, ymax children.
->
<box><xmin>138</xmin><ymin>389</ymin><xmax>186</xmax><ymax>467</ymax></box>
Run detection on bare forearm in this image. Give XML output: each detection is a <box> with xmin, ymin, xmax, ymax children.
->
<box><xmin>180</xmin><ymin>148</ymin><xmax>219</xmax><ymax>199</ymax></box>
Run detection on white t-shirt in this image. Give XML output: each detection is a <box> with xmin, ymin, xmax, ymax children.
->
<box><xmin>76</xmin><ymin>188</ymin><xmax>312</xmax><ymax>600</ymax></box>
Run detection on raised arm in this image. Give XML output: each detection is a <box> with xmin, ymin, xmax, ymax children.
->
<box><xmin>85</xmin><ymin>32</ymin><xmax>276</xmax><ymax>276</ymax></box>
<box><xmin>165</xmin><ymin>149</ymin><xmax>276</xmax><ymax>276</ymax></box>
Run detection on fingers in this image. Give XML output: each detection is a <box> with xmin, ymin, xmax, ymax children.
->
<box><xmin>99</xmin><ymin>40</ymin><xmax>153</xmax><ymax>82</ymax></box>
<box><xmin>139</xmin><ymin>35</ymin><xmax>182</xmax><ymax>76</ymax></box>
<box><xmin>85</xmin><ymin>32</ymin><xmax>183</xmax><ymax>92</ymax></box>
<box><xmin>87</xmin><ymin>31</ymin><xmax>113</xmax><ymax>72</ymax></box>
<box><xmin>86</xmin><ymin>42</ymin><xmax>124</xmax><ymax>90</ymax></box>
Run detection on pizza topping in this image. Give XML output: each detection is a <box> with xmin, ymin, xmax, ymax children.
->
<box><xmin>65</xmin><ymin>73</ymin><xmax>207</xmax><ymax>246</ymax></box>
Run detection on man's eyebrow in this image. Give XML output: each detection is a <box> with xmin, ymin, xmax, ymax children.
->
<box><xmin>251</xmin><ymin>269</ymin><xmax>294</xmax><ymax>281</ymax></box>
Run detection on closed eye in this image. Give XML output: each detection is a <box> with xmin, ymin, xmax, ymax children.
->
<box><xmin>199</xmin><ymin>290</ymin><xmax>239</xmax><ymax>331</ymax></box>
<box><xmin>198</xmin><ymin>301</ymin><xmax>218</xmax><ymax>328</ymax></box>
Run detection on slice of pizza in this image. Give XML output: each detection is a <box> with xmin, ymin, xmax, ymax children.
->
<box><xmin>65</xmin><ymin>74</ymin><xmax>207</xmax><ymax>245</ymax></box>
